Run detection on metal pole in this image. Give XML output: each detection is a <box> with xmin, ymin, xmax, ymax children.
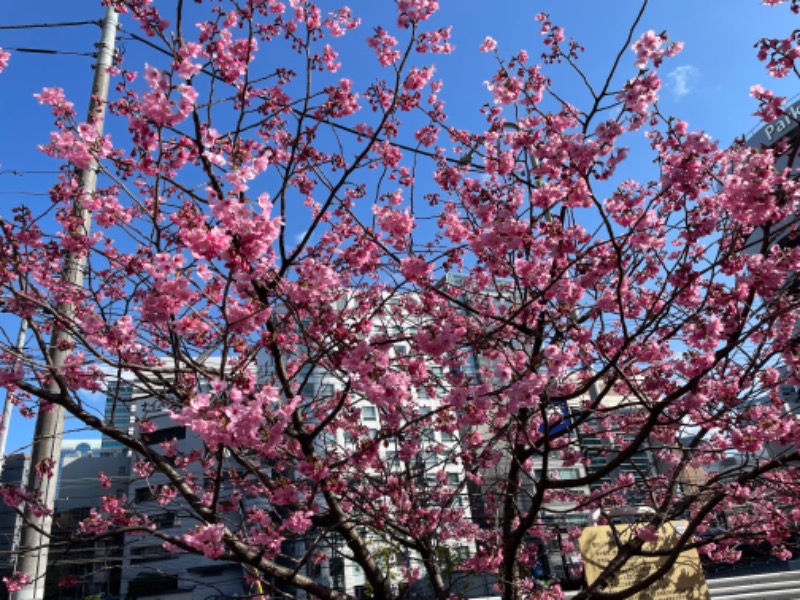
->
<box><xmin>0</xmin><ymin>319</ymin><xmax>28</xmax><ymax>477</ymax></box>
<box><xmin>12</xmin><ymin>6</ymin><xmax>117</xmax><ymax>598</ymax></box>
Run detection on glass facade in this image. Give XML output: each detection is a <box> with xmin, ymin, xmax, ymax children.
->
<box><xmin>101</xmin><ymin>381</ymin><xmax>134</xmax><ymax>449</ymax></box>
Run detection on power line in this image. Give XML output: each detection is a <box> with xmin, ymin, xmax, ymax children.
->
<box><xmin>1</xmin><ymin>47</ymin><xmax>95</xmax><ymax>58</ymax></box>
<box><xmin>0</xmin><ymin>170</ymin><xmax>62</xmax><ymax>176</ymax></box>
<box><xmin>0</xmin><ymin>191</ymin><xmax>50</xmax><ymax>196</ymax></box>
<box><xmin>0</xmin><ymin>20</ymin><xmax>99</xmax><ymax>31</ymax></box>
<box><xmin>118</xmin><ymin>32</ymin><xmax>163</xmax><ymax>56</ymax></box>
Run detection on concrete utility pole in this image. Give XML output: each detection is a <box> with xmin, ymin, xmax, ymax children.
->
<box><xmin>0</xmin><ymin>320</ymin><xmax>28</xmax><ymax>476</ymax></box>
<box><xmin>13</xmin><ymin>6</ymin><xmax>118</xmax><ymax>599</ymax></box>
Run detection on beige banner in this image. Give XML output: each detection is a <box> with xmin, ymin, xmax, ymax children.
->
<box><xmin>579</xmin><ymin>521</ymin><xmax>710</xmax><ymax>599</ymax></box>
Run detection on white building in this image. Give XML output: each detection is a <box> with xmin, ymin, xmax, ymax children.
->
<box><xmin>254</xmin><ymin>296</ymin><xmax>478</xmax><ymax>598</ymax></box>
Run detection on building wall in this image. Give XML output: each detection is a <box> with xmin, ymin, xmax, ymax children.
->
<box><xmin>102</xmin><ymin>381</ymin><xmax>135</xmax><ymax>450</ymax></box>
<box><xmin>257</xmin><ymin>320</ymin><xmax>477</xmax><ymax>597</ymax></box>
<box><xmin>0</xmin><ymin>454</ymin><xmax>29</xmax><ymax>571</ymax></box>
<box><xmin>48</xmin><ymin>452</ymin><xmax>130</xmax><ymax>598</ymax></box>
<box><xmin>119</xmin><ymin>395</ymin><xmax>248</xmax><ymax>600</ymax></box>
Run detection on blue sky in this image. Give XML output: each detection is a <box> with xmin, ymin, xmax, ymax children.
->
<box><xmin>0</xmin><ymin>0</ymin><xmax>796</xmax><ymax>454</ymax></box>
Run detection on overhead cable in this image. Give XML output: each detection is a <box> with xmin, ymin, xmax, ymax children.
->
<box><xmin>1</xmin><ymin>46</ymin><xmax>95</xmax><ymax>57</ymax></box>
<box><xmin>0</xmin><ymin>20</ymin><xmax>99</xmax><ymax>31</ymax></box>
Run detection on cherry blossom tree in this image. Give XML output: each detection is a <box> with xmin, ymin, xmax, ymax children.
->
<box><xmin>2</xmin><ymin>0</ymin><xmax>800</xmax><ymax>599</ymax></box>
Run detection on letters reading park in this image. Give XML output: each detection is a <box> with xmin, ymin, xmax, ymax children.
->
<box><xmin>1</xmin><ymin>0</ymin><xmax>800</xmax><ymax>599</ymax></box>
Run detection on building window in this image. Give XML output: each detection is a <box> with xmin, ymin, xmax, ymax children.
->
<box><xmin>544</xmin><ymin>467</ymin><xmax>580</xmax><ymax>480</ymax></box>
<box><xmin>331</xmin><ymin>557</ymin><xmax>345</xmax><ymax>591</ymax></box>
<box><xmin>150</xmin><ymin>512</ymin><xmax>178</xmax><ymax>529</ymax></box>
<box><xmin>141</xmin><ymin>426</ymin><xmax>186</xmax><ymax>445</ymax></box>
<box><xmin>134</xmin><ymin>487</ymin><xmax>155</xmax><ymax>503</ymax></box>
<box><xmin>130</xmin><ymin>544</ymin><xmax>173</xmax><ymax>563</ymax></box>
<box><xmin>361</xmin><ymin>406</ymin><xmax>377</xmax><ymax>421</ymax></box>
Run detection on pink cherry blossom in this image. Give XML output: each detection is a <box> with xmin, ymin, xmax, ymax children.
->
<box><xmin>367</xmin><ymin>27</ymin><xmax>400</xmax><ymax>66</ymax></box>
<box><xmin>400</xmin><ymin>256</ymin><xmax>433</xmax><ymax>282</ymax></box>
<box><xmin>403</xmin><ymin>66</ymin><xmax>435</xmax><ymax>91</ymax></box>
<box><xmin>183</xmin><ymin>523</ymin><xmax>226</xmax><ymax>559</ymax></box>
<box><xmin>0</xmin><ymin>49</ymin><xmax>10</xmax><ymax>74</ymax></box>
<box><xmin>480</xmin><ymin>36</ymin><xmax>497</xmax><ymax>53</ymax></box>
<box><xmin>3</xmin><ymin>572</ymin><xmax>30</xmax><ymax>593</ymax></box>
<box><xmin>396</xmin><ymin>0</ymin><xmax>439</xmax><ymax>28</ymax></box>
<box><xmin>34</xmin><ymin>87</ymin><xmax>75</xmax><ymax>118</ymax></box>
<box><xmin>631</xmin><ymin>29</ymin><xmax>683</xmax><ymax>69</ymax></box>
<box><xmin>750</xmin><ymin>84</ymin><xmax>785</xmax><ymax>121</ymax></box>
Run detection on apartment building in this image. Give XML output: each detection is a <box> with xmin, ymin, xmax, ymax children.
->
<box><xmin>254</xmin><ymin>293</ymin><xmax>479</xmax><ymax>598</ymax></box>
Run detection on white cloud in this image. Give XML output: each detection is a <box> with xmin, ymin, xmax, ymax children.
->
<box><xmin>667</xmin><ymin>65</ymin><xmax>699</xmax><ymax>100</ymax></box>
